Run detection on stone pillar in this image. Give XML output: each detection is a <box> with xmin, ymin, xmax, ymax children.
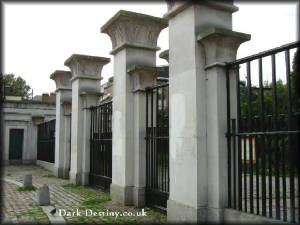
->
<box><xmin>164</xmin><ymin>1</ymin><xmax>250</xmax><ymax>223</ymax></box>
<box><xmin>197</xmin><ymin>27</ymin><xmax>250</xmax><ymax>222</ymax></box>
<box><xmin>101</xmin><ymin>10</ymin><xmax>167</xmax><ymax>205</ymax></box>
<box><xmin>63</xmin><ymin>104</ymin><xmax>72</xmax><ymax>178</ymax></box>
<box><xmin>64</xmin><ymin>54</ymin><xmax>110</xmax><ymax>185</ymax></box>
<box><xmin>127</xmin><ymin>65</ymin><xmax>164</xmax><ymax>207</ymax></box>
<box><xmin>50</xmin><ymin>70</ymin><xmax>72</xmax><ymax>179</ymax></box>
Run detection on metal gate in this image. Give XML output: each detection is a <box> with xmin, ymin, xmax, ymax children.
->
<box><xmin>145</xmin><ymin>83</ymin><xmax>169</xmax><ymax>211</ymax></box>
<box><xmin>226</xmin><ymin>41</ymin><xmax>299</xmax><ymax>223</ymax></box>
<box><xmin>90</xmin><ymin>101</ymin><xmax>112</xmax><ymax>191</ymax></box>
<box><xmin>37</xmin><ymin>119</ymin><xmax>55</xmax><ymax>163</ymax></box>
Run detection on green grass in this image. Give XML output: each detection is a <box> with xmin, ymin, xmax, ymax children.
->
<box><xmin>82</xmin><ymin>194</ymin><xmax>111</xmax><ymax>206</ymax></box>
<box><xmin>61</xmin><ymin>183</ymin><xmax>81</xmax><ymax>189</ymax></box>
<box><xmin>6</xmin><ymin>173</ymin><xmax>11</xmax><ymax>176</ymax></box>
<box><xmin>15</xmin><ymin>207</ymin><xmax>50</xmax><ymax>224</ymax></box>
<box><xmin>17</xmin><ymin>186</ymin><xmax>37</xmax><ymax>192</ymax></box>
<box><xmin>42</xmin><ymin>174</ymin><xmax>56</xmax><ymax>178</ymax></box>
<box><xmin>31</xmin><ymin>165</ymin><xmax>44</xmax><ymax>170</ymax></box>
<box><xmin>144</xmin><ymin>207</ymin><xmax>167</xmax><ymax>223</ymax></box>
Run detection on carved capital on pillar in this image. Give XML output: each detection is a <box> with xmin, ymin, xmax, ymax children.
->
<box><xmin>127</xmin><ymin>65</ymin><xmax>164</xmax><ymax>92</ymax></box>
<box><xmin>197</xmin><ymin>27</ymin><xmax>250</xmax><ymax>69</ymax></box>
<box><xmin>64</xmin><ymin>54</ymin><xmax>110</xmax><ymax>81</ymax></box>
<box><xmin>159</xmin><ymin>50</ymin><xmax>169</xmax><ymax>63</ymax></box>
<box><xmin>101</xmin><ymin>10</ymin><xmax>168</xmax><ymax>55</ymax></box>
<box><xmin>50</xmin><ymin>70</ymin><xmax>72</xmax><ymax>91</ymax></box>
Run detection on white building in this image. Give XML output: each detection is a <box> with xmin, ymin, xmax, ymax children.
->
<box><xmin>1</xmin><ymin>100</ymin><xmax>56</xmax><ymax>165</ymax></box>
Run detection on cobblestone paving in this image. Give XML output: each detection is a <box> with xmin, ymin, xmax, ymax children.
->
<box><xmin>1</xmin><ymin>165</ymin><xmax>166</xmax><ymax>224</ymax></box>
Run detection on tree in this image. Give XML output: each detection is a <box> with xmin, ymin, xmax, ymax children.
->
<box><xmin>2</xmin><ymin>73</ymin><xmax>31</xmax><ymax>99</ymax></box>
<box><xmin>291</xmin><ymin>49</ymin><xmax>299</xmax><ymax>112</ymax></box>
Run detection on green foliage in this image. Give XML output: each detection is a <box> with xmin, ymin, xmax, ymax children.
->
<box><xmin>240</xmin><ymin>49</ymin><xmax>299</xmax><ymax>118</ymax></box>
<box><xmin>3</xmin><ymin>73</ymin><xmax>31</xmax><ymax>99</ymax></box>
<box><xmin>82</xmin><ymin>194</ymin><xmax>111</xmax><ymax>206</ymax></box>
<box><xmin>291</xmin><ymin>49</ymin><xmax>299</xmax><ymax>111</ymax></box>
<box><xmin>61</xmin><ymin>183</ymin><xmax>81</xmax><ymax>188</ymax></box>
<box><xmin>42</xmin><ymin>174</ymin><xmax>56</xmax><ymax>178</ymax></box>
<box><xmin>17</xmin><ymin>186</ymin><xmax>37</xmax><ymax>192</ymax></box>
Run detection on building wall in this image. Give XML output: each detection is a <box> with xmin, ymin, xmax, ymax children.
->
<box><xmin>1</xmin><ymin>100</ymin><xmax>56</xmax><ymax>164</ymax></box>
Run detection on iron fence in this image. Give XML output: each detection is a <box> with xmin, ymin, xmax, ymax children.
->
<box><xmin>37</xmin><ymin>119</ymin><xmax>56</xmax><ymax>163</ymax></box>
<box><xmin>226</xmin><ymin>41</ymin><xmax>299</xmax><ymax>223</ymax></box>
<box><xmin>145</xmin><ymin>82</ymin><xmax>169</xmax><ymax>211</ymax></box>
<box><xmin>90</xmin><ymin>101</ymin><xmax>112</xmax><ymax>191</ymax></box>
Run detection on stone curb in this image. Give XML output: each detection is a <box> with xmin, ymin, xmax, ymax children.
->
<box><xmin>41</xmin><ymin>206</ymin><xmax>66</xmax><ymax>224</ymax></box>
<box><xmin>2</xmin><ymin>178</ymin><xmax>22</xmax><ymax>187</ymax></box>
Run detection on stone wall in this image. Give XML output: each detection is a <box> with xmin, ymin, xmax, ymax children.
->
<box><xmin>1</xmin><ymin>100</ymin><xmax>56</xmax><ymax>164</ymax></box>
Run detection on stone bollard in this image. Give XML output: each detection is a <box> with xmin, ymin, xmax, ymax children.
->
<box><xmin>24</xmin><ymin>174</ymin><xmax>32</xmax><ymax>189</ymax></box>
<box><xmin>38</xmin><ymin>184</ymin><xmax>50</xmax><ymax>206</ymax></box>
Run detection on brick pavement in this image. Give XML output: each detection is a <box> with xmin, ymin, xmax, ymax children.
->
<box><xmin>1</xmin><ymin>164</ymin><xmax>166</xmax><ymax>224</ymax></box>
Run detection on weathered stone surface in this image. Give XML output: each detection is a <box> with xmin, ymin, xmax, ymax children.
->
<box><xmin>64</xmin><ymin>54</ymin><xmax>110</xmax><ymax>80</ymax></box>
<box><xmin>65</xmin><ymin>54</ymin><xmax>109</xmax><ymax>185</ymax></box>
<box><xmin>101</xmin><ymin>10</ymin><xmax>167</xmax><ymax>55</ymax></box>
<box><xmin>50</xmin><ymin>70</ymin><xmax>72</xmax><ymax>91</ymax></box>
<box><xmin>159</xmin><ymin>50</ymin><xmax>169</xmax><ymax>63</ymax></box>
<box><xmin>197</xmin><ymin>27</ymin><xmax>250</xmax><ymax>66</ymax></box>
<box><xmin>2</xmin><ymin>101</ymin><xmax>56</xmax><ymax>164</ymax></box>
<box><xmin>50</xmin><ymin>70</ymin><xmax>73</xmax><ymax>179</ymax></box>
<box><xmin>38</xmin><ymin>184</ymin><xmax>50</xmax><ymax>206</ymax></box>
<box><xmin>102</xmin><ymin>10</ymin><xmax>165</xmax><ymax>207</ymax></box>
<box><xmin>23</xmin><ymin>174</ymin><xmax>32</xmax><ymax>189</ymax></box>
<box><xmin>166</xmin><ymin>1</ymin><xmax>249</xmax><ymax>223</ymax></box>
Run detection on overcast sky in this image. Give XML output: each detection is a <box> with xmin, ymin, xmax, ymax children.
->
<box><xmin>3</xmin><ymin>1</ymin><xmax>299</xmax><ymax>96</ymax></box>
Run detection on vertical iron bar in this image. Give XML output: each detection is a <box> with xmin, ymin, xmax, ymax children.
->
<box><xmin>281</xmin><ymin>116</ymin><xmax>287</xmax><ymax>221</ymax></box>
<box><xmin>244</xmin><ymin>134</ymin><xmax>247</xmax><ymax>212</ymax></box>
<box><xmin>246</xmin><ymin>61</ymin><xmax>254</xmax><ymax>214</ymax></box>
<box><xmin>232</xmin><ymin>120</ymin><xmax>236</xmax><ymax>209</ymax></box>
<box><xmin>236</xmin><ymin>67</ymin><xmax>243</xmax><ymax>211</ymax></box>
<box><xmin>151</xmin><ymin>88</ymin><xmax>154</xmax><ymax>189</ymax></box>
<box><xmin>162</xmin><ymin>87</ymin><xmax>165</xmax><ymax>192</ymax></box>
<box><xmin>156</xmin><ymin>87</ymin><xmax>159</xmax><ymax>189</ymax></box>
<box><xmin>258</xmin><ymin>57</ymin><xmax>267</xmax><ymax>216</ymax></box>
<box><xmin>167</xmin><ymin>85</ymin><xmax>170</xmax><ymax>193</ymax></box>
<box><xmin>271</xmin><ymin>54</ymin><xmax>280</xmax><ymax>220</ymax></box>
<box><xmin>268</xmin><ymin>116</ymin><xmax>273</xmax><ymax>218</ymax></box>
<box><xmin>285</xmin><ymin>50</ymin><xmax>295</xmax><ymax>223</ymax></box>
<box><xmin>146</xmin><ymin>90</ymin><xmax>149</xmax><ymax>188</ymax></box>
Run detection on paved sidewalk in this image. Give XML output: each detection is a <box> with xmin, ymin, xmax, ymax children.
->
<box><xmin>1</xmin><ymin>164</ymin><xmax>166</xmax><ymax>224</ymax></box>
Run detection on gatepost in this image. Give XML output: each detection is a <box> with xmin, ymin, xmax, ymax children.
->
<box><xmin>64</xmin><ymin>54</ymin><xmax>110</xmax><ymax>185</ymax></box>
<box><xmin>127</xmin><ymin>65</ymin><xmax>164</xmax><ymax>207</ymax></box>
<box><xmin>50</xmin><ymin>70</ymin><xmax>72</xmax><ymax>179</ymax></box>
<box><xmin>164</xmin><ymin>1</ymin><xmax>250</xmax><ymax>223</ymax></box>
<box><xmin>101</xmin><ymin>10</ymin><xmax>167</xmax><ymax>206</ymax></box>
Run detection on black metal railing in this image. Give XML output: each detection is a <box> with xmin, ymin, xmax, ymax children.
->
<box><xmin>37</xmin><ymin>119</ymin><xmax>56</xmax><ymax>163</ymax></box>
<box><xmin>145</xmin><ymin>83</ymin><xmax>169</xmax><ymax>211</ymax></box>
<box><xmin>226</xmin><ymin>41</ymin><xmax>299</xmax><ymax>223</ymax></box>
<box><xmin>90</xmin><ymin>101</ymin><xmax>112</xmax><ymax>191</ymax></box>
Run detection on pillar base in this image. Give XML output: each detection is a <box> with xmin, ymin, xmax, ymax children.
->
<box><xmin>110</xmin><ymin>183</ymin><xmax>134</xmax><ymax>205</ymax></box>
<box><xmin>133</xmin><ymin>187</ymin><xmax>145</xmax><ymax>208</ymax></box>
<box><xmin>81</xmin><ymin>172</ymin><xmax>89</xmax><ymax>186</ymax></box>
<box><xmin>55</xmin><ymin>167</ymin><xmax>70</xmax><ymax>179</ymax></box>
<box><xmin>167</xmin><ymin>199</ymin><xmax>207</xmax><ymax>223</ymax></box>
<box><xmin>69</xmin><ymin>171</ymin><xmax>82</xmax><ymax>185</ymax></box>
<box><xmin>207</xmin><ymin>208</ymin><xmax>225</xmax><ymax>223</ymax></box>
